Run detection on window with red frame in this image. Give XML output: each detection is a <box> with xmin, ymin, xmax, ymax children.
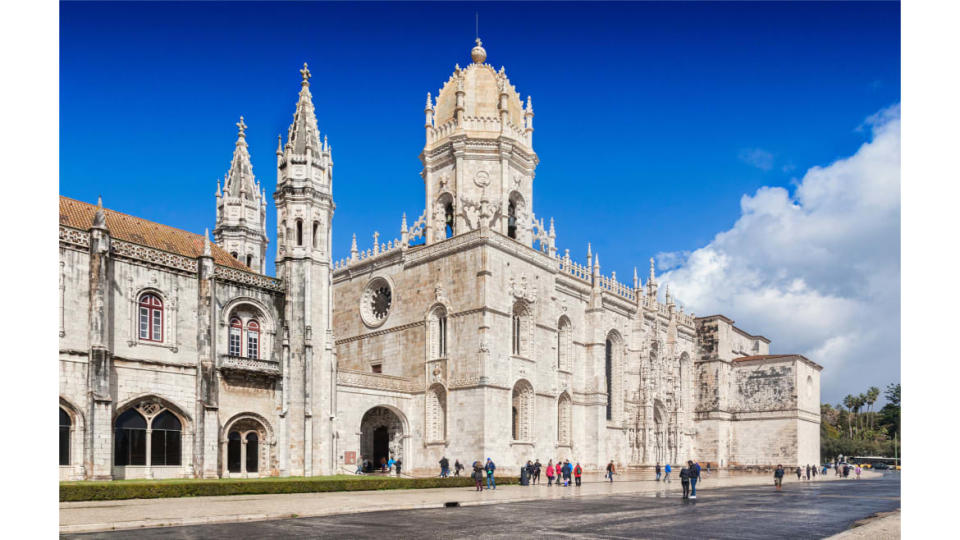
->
<box><xmin>138</xmin><ymin>294</ymin><xmax>163</xmax><ymax>342</ymax></box>
<box><xmin>246</xmin><ymin>320</ymin><xmax>260</xmax><ymax>359</ymax></box>
<box><xmin>229</xmin><ymin>318</ymin><xmax>242</xmax><ymax>356</ymax></box>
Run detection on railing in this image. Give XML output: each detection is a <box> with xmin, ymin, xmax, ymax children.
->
<box><xmin>214</xmin><ymin>265</ymin><xmax>284</xmax><ymax>292</ymax></box>
<box><xmin>218</xmin><ymin>355</ymin><xmax>281</xmax><ymax>376</ymax></box>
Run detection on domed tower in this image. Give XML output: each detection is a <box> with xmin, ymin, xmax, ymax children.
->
<box><xmin>214</xmin><ymin>117</ymin><xmax>269</xmax><ymax>272</ymax></box>
<box><xmin>420</xmin><ymin>38</ymin><xmax>538</xmax><ymax>245</ymax></box>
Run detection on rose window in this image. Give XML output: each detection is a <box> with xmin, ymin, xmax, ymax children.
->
<box><xmin>360</xmin><ymin>277</ymin><xmax>393</xmax><ymax>327</ymax></box>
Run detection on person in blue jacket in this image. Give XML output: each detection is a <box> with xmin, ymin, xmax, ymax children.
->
<box><xmin>664</xmin><ymin>463</ymin><xmax>672</xmax><ymax>483</ymax></box>
<box><xmin>485</xmin><ymin>458</ymin><xmax>497</xmax><ymax>489</ymax></box>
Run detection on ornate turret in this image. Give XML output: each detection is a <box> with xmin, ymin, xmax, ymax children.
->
<box><xmin>272</xmin><ymin>62</ymin><xmax>336</xmax><ymax>476</ymax></box>
<box><xmin>213</xmin><ymin>116</ymin><xmax>268</xmax><ymax>273</ymax></box>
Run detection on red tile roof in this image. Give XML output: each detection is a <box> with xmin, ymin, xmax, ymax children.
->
<box><xmin>59</xmin><ymin>196</ymin><xmax>251</xmax><ymax>271</ymax></box>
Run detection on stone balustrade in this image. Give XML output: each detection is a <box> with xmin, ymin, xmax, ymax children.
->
<box><xmin>218</xmin><ymin>355</ymin><xmax>281</xmax><ymax>377</ymax></box>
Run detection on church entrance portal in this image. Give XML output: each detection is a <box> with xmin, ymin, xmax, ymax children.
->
<box><xmin>360</xmin><ymin>406</ymin><xmax>404</xmax><ymax>471</ymax></box>
<box><xmin>373</xmin><ymin>426</ymin><xmax>389</xmax><ymax>467</ymax></box>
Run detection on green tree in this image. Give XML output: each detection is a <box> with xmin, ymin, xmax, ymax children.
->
<box><xmin>865</xmin><ymin>386</ymin><xmax>880</xmax><ymax>431</ymax></box>
<box><xmin>842</xmin><ymin>395</ymin><xmax>856</xmax><ymax>438</ymax></box>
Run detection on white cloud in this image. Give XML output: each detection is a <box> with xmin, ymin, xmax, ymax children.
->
<box><xmin>738</xmin><ymin>147</ymin><xmax>775</xmax><ymax>171</ymax></box>
<box><xmin>661</xmin><ymin>104</ymin><xmax>900</xmax><ymax>404</ymax></box>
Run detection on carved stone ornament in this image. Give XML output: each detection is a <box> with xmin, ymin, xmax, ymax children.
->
<box><xmin>508</xmin><ymin>274</ymin><xmax>537</xmax><ymax>303</ymax></box>
<box><xmin>473</xmin><ymin>169</ymin><xmax>491</xmax><ymax>188</ymax></box>
<box><xmin>434</xmin><ymin>281</ymin><xmax>448</xmax><ymax>305</ymax></box>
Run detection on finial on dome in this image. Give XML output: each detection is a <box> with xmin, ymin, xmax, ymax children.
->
<box><xmin>236</xmin><ymin>116</ymin><xmax>247</xmax><ymax>138</ymax></box>
<box><xmin>471</xmin><ymin>38</ymin><xmax>486</xmax><ymax>64</ymax></box>
<box><xmin>300</xmin><ymin>62</ymin><xmax>311</xmax><ymax>85</ymax></box>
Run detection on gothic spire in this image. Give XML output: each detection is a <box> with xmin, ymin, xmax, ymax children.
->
<box><xmin>223</xmin><ymin>116</ymin><xmax>257</xmax><ymax>199</ymax></box>
<box><xmin>286</xmin><ymin>62</ymin><xmax>323</xmax><ymax>154</ymax></box>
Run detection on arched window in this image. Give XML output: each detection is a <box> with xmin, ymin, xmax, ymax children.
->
<box><xmin>246</xmin><ymin>254</ymin><xmax>253</xmax><ymax>268</ymax></box>
<box><xmin>231</xmin><ymin>251</ymin><xmax>238</xmax><ymax>259</ymax></box>
<box><xmin>512</xmin><ymin>312</ymin><xmax>520</xmax><ymax>354</ymax></box>
<box><xmin>114</xmin><ymin>409</ymin><xmax>147</xmax><ymax>466</ymax></box>
<box><xmin>246</xmin><ymin>320</ymin><xmax>260</xmax><ymax>360</ymax></box>
<box><xmin>150</xmin><ymin>411</ymin><xmax>182</xmax><ymax>466</ymax></box>
<box><xmin>507</xmin><ymin>200</ymin><xmax>517</xmax><ymax>239</ymax></box>
<box><xmin>427</xmin><ymin>306</ymin><xmax>447</xmax><ymax>360</ymax></box>
<box><xmin>444</xmin><ymin>202</ymin><xmax>455</xmax><ymax>238</ymax></box>
<box><xmin>312</xmin><ymin>221</ymin><xmax>320</xmax><ymax>249</ymax></box>
<box><xmin>557</xmin><ymin>316</ymin><xmax>572</xmax><ymax>371</ymax></box>
<box><xmin>138</xmin><ymin>294</ymin><xmax>163</xmax><ymax>342</ymax></box>
<box><xmin>245</xmin><ymin>433</ymin><xmax>259</xmax><ymax>473</ymax></box>
<box><xmin>605</xmin><ymin>339</ymin><xmax>613</xmax><ymax>421</ymax></box>
<box><xmin>511</xmin><ymin>380</ymin><xmax>534</xmax><ymax>441</ymax></box>
<box><xmin>59</xmin><ymin>408</ymin><xmax>71</xmax><ymax>466</ymax></box>
<box><xmin>227</xmin><ymin>431</ymin><xmax>241</xmax><ymax>473</ymax></box>
<box><xmin>558</xmin><ymin>393</ymin><xmax>572</xmax><ymax>446</ymax></box>
<box><xmin>229</xmin><ymin>318</ymin><xmax>242</xmax><ymax>356</ymax></box>
<box><xmin>511</xmin><ymin>301</ymin><xmax>531</xmax><ymax>357</ymax></box>
<box><xmin>296</xmin><ymin>220</ymin><xmax>303</xmax><ymax>246</ymax></box>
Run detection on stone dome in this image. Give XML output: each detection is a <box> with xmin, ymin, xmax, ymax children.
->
<box><xmin>432</xmin><ymin>55</ymin><xmax>525</xmax><ymax>133</ymax></box>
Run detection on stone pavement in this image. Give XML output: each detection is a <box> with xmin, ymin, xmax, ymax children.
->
<box><xmin>826</xmin><ymin>509</ymin><xmax>901</xmax><ymax>540</ymax></box>
<box><xmin>60</xmin><ymin>470</ymin><xmax>880</xmax><ymax>534</ymax></box>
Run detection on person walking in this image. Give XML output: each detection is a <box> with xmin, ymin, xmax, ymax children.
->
<box><xmin>439</xmin><ymin>456</ymin><xmax>449</xmax><ymax>478</ymax></box>
<box><xmin>795</xmin><ymin>466</ymin><xmax>802</xmax><ymax>481</ymax></box>
<box><xmin>455</xmin><ymin>459</ymin><xmax>463</xmax><ymax>477</ymax></box>
<box><xmin>387</xmin><ymin>455</ymin><xmax>396</xmax><ymax>473</ymax></box>
<box><xmin>664</xmin><ymin>463</ymin><xmax>672</xmax><ymax>483</ymax></box>
<box><xmin>606</xmin><ymin>460</ymin><xmax>616</xmax><ymax>483</ymax></box>
<box><xmin>774</xmin><ymin>464</ymin><xmax>785</xmax><ymax>491</ymax></box>
<box><xmin>563</xmin><ymin>460</ymin><xmax>572</xmax><ymax>486</ymax></box>
<box><xmin>805</xmin><ymin>464</ymin><xmax>810</xmax><ymax>481</ymax></box>
<box><xmin>534</xmin><ymin>459</ymin><xmax>542</xmax><ymax>485</ymax></box>
<box><xmin>855</xmin><ymin>465</ymin><xmax>861</xmax><ymax>480</ymax></box>
<box><xmin>546</xmin><ymin>459</ymin><xmax>555</xmax><ymax>486</ymax></box>
<box><xmin>485</xmin><ymin>458</ymin><xmax>497</xmax><ymax>490</ymax></box>
<box><xmin>554</xmin><ymin>462</ymin><xmax>563</xmax><ymax>487</ymax></box>
<box><xmin>688</xmin><ymin>460</ymin><xmax>700</xmax><ymax>498</ymax></box>
<box><xmin>655</xmin><ymin>462</ymin><xmax>661</xmax><ymax>482</ymax></box>
<box><xmin>395</xmin><ymin>458</ymin><xmax>402</xmax><ymax>477</ymax></box>
<box><xmin>520</xmin><ymin>461</ymin><xmax>530</xmax><ymax>486</ymax></box>
<box><xmin>574</xmin><ymin>462</ymin><xmax>583</xmax><ymax>487</ymax></box>
<box><xmin>354</xmin><ymin>456</ymin><xmax>365</xmax><ymax>475</ymax></box>
<box><xmin>473</xmin><ymin>462</ymin><xmax>484</xmax><ymax>491</ymax></box>
<box><xmin>680</xmin><ymin>465</ymin><xmax>691</xmax><ymax>499</ymax></box>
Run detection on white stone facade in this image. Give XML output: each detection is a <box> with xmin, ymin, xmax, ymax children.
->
<box><xmin>59</xmin><ymin>41</ymin><xmax>820</xmax><ymax>481</ymax></box>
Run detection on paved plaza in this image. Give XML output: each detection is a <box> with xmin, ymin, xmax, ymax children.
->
<box><xmin>61</xmin><ymin>471</ymin><xmax>898</xmax><ymax>538</ymax></box>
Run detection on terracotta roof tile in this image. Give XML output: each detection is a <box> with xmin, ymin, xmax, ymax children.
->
<box><xmin>59</xmin><ymin>196</ymin><xmax>251</xmax><ymax>272</ymax></box>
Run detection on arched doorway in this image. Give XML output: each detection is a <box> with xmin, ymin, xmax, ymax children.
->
<box><xmin>222</xmin><ymin>414</ymin><xmax>271</xmax><ymax>478</ymax></box>
<box><xmin>360</xmin><ymin>406</ymin><xmax>405</xmax><ymax>472</ymax></box>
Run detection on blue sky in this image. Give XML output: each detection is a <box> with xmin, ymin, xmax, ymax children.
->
<box><xmin>60</xmin><ymin>1</ymin><xmax>900</xmax><ymax>403</ymax></box>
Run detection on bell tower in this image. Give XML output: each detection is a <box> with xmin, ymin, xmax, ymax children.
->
<box><xmin>420</xmin><ymin>39</ymin><xmax>539</xmax><ymax>246</ymax></box>
<box><xmin>213</xmin><ymin>117</ymin><xmax>268</xmax><ymax>273</ymax></box>
<box><xmin>273</xmin><ymin>63</ymin><xmax>336</xmax><ymax>476</ymax></box>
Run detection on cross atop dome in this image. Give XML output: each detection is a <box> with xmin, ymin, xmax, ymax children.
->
<box><xmin>471</xmin><ymin>38</ymin><xmax>486</xmax><ymax>64</ymax></box>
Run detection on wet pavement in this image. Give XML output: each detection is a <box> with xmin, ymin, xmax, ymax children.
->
<box><xmin>63</xmin><ymin>473</ymin><xmax>900</xmax><ymax>539</ymax></box>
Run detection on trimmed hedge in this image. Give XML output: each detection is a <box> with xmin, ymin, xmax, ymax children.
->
<box><xmin>60</xmin><ymin>475</ymin><xmax>519</xmax><ymax>502</ymax></box>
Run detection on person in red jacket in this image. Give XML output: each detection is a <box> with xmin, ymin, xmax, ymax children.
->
<box><xmin>574</xmin><ymin>462</ymin><xmax>583</xmax><ymax>486</ymax></box>
<box><xmin>554</xmin><ymin>462</ymin><xmax>563</xmax><ymax>486</ymax></box>
<box><xmin>546</xmin><ymin>459</ymin><xmax>555</xmax><ymax>486</ymax></box>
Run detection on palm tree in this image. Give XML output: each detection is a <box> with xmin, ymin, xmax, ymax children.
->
<box><xmin>866</xmin><ymin>387</ymin><xmax>880</xmax><ymax>431</ymax></box>
<box><xmin>856</xmin><ymin>394</ymin><xmax>867</xmax><ymax>436</ymax></box>
<box><xmin>843</xmin><ymin>395</ymin><xmax>856</xmax><ymax>438</ymax></box>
